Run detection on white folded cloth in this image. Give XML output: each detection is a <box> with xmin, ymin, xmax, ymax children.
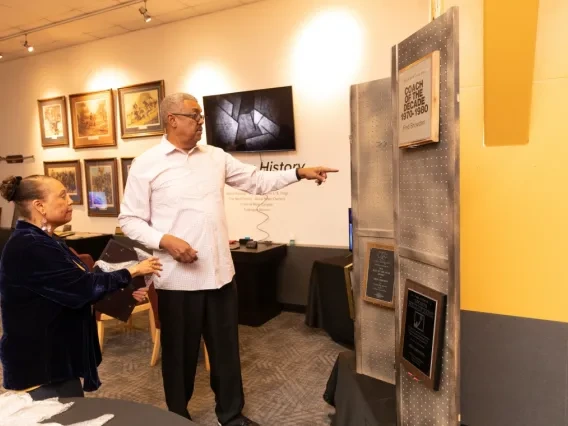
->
<box><xmin>0</xmin><ymin>393</ymin><xmax>114</xmax><ymax>426</ymax></box>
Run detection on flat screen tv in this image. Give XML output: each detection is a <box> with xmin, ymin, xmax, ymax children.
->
<box><xmin>203</xmin><ymin>86</ymin><xmax>296</xmax><ymax>153</ymax></box>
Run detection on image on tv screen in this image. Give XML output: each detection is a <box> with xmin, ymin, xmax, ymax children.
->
<box><xmin>203</xmin><ymin>86</ymin><xmax>296</xmax><ymax>153</ymax></box>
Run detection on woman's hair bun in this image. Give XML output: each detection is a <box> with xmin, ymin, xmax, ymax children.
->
<box><xmin>0</xmin><ymin>175</ymin><xmax>23</xmax><ymax>202</ymax></box>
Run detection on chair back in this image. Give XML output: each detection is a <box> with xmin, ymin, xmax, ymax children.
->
<box><xmin>69</xmin><ymin>247</ymin><xmax>95</xmax><ymax>271</ymax></box>
<box><xmin>147</xmin><ymin>283</ymin><xmax>160</xmax><ymax>329</ymax></box>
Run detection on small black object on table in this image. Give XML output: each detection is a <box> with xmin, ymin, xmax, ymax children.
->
<box><xmin>230</xmin><ymin>243</ymin><xmax>287</xmax><ymax>327</ymax></box>
<box><xmin>50</xmin><ymin>398</ymin><xmax>197</xmax><ymax>425</ymax></box>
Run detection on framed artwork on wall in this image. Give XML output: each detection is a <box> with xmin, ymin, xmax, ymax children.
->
<box><xmin>69</xmin><ymin>89</ymin><xmax>116</xmax><ymax>149</ymax></box>
<box><xmin>43</xmin><ymin>160</ymin><xmax>83</xmax><ymax>205</ymax></box>
<box><xmin>120</xmin><ymin>157</ymin><xmax>134</xmax><ymax>189</ymax></box>
<box><xmin>38</xmin><ymin>96</ymin><xmax>69</xmax><ymax>147</ymax></box>
<box><xmin>117</xmin><ymin>80</ymin><xmax>166</xmax><ymax>139</ymax></box>
<box><xmin>84</xmin><ymin>158</ymin><xmax>120</xmax><ymax>217</ymax></box>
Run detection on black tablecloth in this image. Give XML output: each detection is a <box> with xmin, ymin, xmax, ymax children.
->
<box><xmin>306</xmin><ymin>255</ymin><xmax>354</xmax><ymax>345</ymax></box>
<box><xmin>50</xmin><ymin>398</ymin><xmax>197</xmax><ymax>425</ymax></box>
<box><xmin>324</xmin><ymin>351</ymin><xmax>396</xmax><ymax>426</ymax></box>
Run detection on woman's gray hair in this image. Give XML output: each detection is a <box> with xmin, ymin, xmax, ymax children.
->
<box><xmin>160</xmin><ymin>93</ymin><xmax>198</xmax><ymax>126</ymax></box>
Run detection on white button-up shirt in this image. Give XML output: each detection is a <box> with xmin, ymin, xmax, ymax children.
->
<box><xmin>118</xmin><ymin>136</ymin><xmax>299</xmax><ymax>291</ymax></box>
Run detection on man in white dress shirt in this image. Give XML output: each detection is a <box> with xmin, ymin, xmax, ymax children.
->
<box><xmin>119</xmin><ymin>93</ymin><xmax>337</xmax><ymax>426</ymax></box>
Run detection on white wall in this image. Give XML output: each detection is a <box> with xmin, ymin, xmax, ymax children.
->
<box><xmin>0</xmin><ymin>0</ymin><xmax>428</xmax><ymax>246</ymax></box>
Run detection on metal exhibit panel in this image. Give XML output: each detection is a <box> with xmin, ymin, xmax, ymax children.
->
<box><xmin>350</xmin><ymin>78</ymin><xmax>395</xmax><ymax>383</ymax></box>
<box><xmin>359</xmin><ymin>236</ymin><xmax>396</xmax><ymax>384</ymax></box>
<box><xmin>353</xmin><ymin>78</ymin><xmax>394</xmax><ymax>236</ymax></box>
<box><xmin>392</xmin><ymin>7</ymin><xmax>460</xmax><ymax>426</ymax></box>
<box><xmin>398</xmin><ymin>257</ymin><xmax>452</xmax><ymax>425</ymax></box>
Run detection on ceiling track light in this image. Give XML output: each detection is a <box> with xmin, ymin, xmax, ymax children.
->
<box><xmin>23</xmin><ymin>34</ymin><xmax>34</xmax><ymax>52</ymax></box>
<box><xmin>139</xmin><ymin>0</ymin><xmax>151</xmax><ymax>23</ymax></box>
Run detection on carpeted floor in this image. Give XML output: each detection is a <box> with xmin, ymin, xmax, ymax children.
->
<box><xmin>0</xmin><ymin>311</ymin><xmax>346</xmax><ymax>425</ymax></box>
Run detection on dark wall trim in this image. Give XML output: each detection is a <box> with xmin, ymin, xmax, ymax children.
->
<box><xmin>461</xmin><ymin>310</ymin><xmax>568</xmax><ymax>426</ymax></box>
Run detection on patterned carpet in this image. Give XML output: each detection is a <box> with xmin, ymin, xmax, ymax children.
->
<box><xmin>0</xmin><ymin>311</ymin><xmax>346</xmax><ymax>425</ymax></box>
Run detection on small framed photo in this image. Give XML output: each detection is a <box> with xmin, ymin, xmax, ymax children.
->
<box><xmin>69</xmin><ymin>89</ymin><xmax>116</xmax><ymax>149</ymax></box>
<box><xmin>44</xmin><ymin>160</ymin><xmax>83</xmax><ymax>205</ymax></box>
<box><xmin>120</xmin><ymin>157</ymin><xmax>134</xmax><ymax>189</ymax></box>
<box><xmin>117</xmin><ymin>80</ymin><xmax>165</xmax><ymax>139</ymax></box>
<box><xmin>38</xmin><ymin>96</ymin><xmax>69</xmax><ymax>147</ymax></box>
<box><xmin>84</xmin><ymin>158</ymin><xmax>120</xmax><ymax>217</ymax></box>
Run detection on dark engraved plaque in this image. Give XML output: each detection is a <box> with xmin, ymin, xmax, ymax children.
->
<box><xmin>400</xmin><ymin>279</ymin><xmax>446</xmax><ymax>390</ymax></box>
<box><xmin>362</xmin><ymin>242</ymin><xmax>395</xmax><ymax>308</ymax></box>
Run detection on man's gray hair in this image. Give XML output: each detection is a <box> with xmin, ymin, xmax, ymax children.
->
<box><xmin>160</xmin><ymin>93</ymin><xmax>198</xmax><ymax>126</ymax></box>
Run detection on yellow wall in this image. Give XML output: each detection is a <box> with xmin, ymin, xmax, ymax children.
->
<box><xmin>453</xmin><ymin>0</ymin><xmax>568</xmax><ymax>322</ymax></box>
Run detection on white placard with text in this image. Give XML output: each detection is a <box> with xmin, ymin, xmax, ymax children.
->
<box><xmin>398</xmin><ymin>50</ymin><xmax>440</xmax><ymax>148</ymax></box>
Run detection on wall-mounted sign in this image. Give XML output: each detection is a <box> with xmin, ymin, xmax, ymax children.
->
<box><xmin>398</xmin><ymin>50</ymin><xmax>440</xmax><ymax>148</ymax></box>
<box><xmin>399</xmin><ymin>279</ymin><xmax>446</xmax><ymax>390</ymax></box>
<box><xmin>362</xmin><ymin>242</ymin><xmax>395</xmax><ymax>309</ymax></box>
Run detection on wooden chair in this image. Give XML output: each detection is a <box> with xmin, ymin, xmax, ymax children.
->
<box><xmin>147</xmin><ymin>283</ymin><xmax>210</xmax><ymax>370</ymax></box>
<box><xmin>71</xmin><ymin>248</ymin><xmax>209</xmax><ymax>369</ymax></box>
<box><xmin>69</xmin><ymin>248</ymin><xmax>152</xmax><ymax>353</ymax></box>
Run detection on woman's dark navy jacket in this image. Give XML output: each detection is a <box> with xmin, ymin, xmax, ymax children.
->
<box><xmin>0</xmin><ymin>220</ymin><xmax>131</xmax><ymax>392</ymax></box>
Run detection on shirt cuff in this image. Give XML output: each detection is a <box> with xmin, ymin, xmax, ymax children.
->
<box><xmin>288</xmin><ymin>168</ymin><xmax>300</xmax><ymax>183</ymax></box>
<box><xmin>148</xmin><ymin>229</ymin><xmax>165</xmax><ymax>251</ymax></box>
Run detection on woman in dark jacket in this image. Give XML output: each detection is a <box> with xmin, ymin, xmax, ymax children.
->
<box><xmin>0</xmin><ymin>174</ymin><xmax>162</xmax><ymax>400</ymax></box>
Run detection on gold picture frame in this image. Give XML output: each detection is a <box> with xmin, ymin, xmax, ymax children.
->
<box><xmin>69</xmin><ymin>89</ymin><xmax>116</xmax><ymax>149</ymax></box>
<box><xmin>117</xmin><ymin>80</ymin><xmax>165</xmax><ymax>139</ymax></box>
<box><xmin>84</xmin><ymin>158</ymin><xmax>119</xmax><ymax>217</ymax></box>
<box><xmin>120</xmin><ymin>157</ymin><xmax>134</xmax><ymax>189</ymax></box>
<box><xmin>38</xmin><ymin>96</ymin><xmax>69</xmax><ymax>148</ymax></box>
<box><xmin>344</xmin><ymin>263</ymin><xmax>355</xmax><ymax>320</ymax></box>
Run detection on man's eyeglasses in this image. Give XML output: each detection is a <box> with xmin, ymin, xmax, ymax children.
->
<box><xmin>171</xmin><ymin>112</ymin><xmax>204</xmax><ymax>122</ymax></box>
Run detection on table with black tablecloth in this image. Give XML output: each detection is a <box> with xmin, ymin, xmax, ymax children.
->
<box><xmin>230</xmin><ymin>243</ymin><xmax>287</xmax><ymax>326</ymax></box>
<box><xmin>50</xmin><ymin>398</ymin><xmax>197</xmax><ymax>425</ymax></box>
<box><xmin>324</xmin><ymin>351</ymin><xmax>396</xmax><ymax>426</ymax></box>
<box><xmin>305</xmin><ymin>254</ymin><xmax>354</xmax><ymax>346</ymax></box>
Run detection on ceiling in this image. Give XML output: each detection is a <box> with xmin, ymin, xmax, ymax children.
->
<box><xmin>0</xmin><ymin>0</ymin><xmax>263</xmax><ymax>62</ymax></box>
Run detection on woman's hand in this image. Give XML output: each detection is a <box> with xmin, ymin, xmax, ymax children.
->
<box><xmin>127</xmin><ymin>257</ymin><xmax>163</xmax><ymax>278</ymax></box>
<box><xmin>132</xmin><ymin>287</ymin><xmax>149</xmax><ymax>303</ymax></box>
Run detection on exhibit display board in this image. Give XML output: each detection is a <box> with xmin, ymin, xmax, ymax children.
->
<box><xmin>350</xmin><ymin>77</ymin><xmax>396</xmax><ymax>385</ymax></box>
<box><xmin>392</xmin><ymin>7</ymin><xmax>460</xmax><ymax>425</ymax></box>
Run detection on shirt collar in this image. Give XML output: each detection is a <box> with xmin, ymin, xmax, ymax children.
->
<box><xmin>159</xmin><ymin>135</ymin><xmax>201</xmax><ymax>156</ymax></box>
